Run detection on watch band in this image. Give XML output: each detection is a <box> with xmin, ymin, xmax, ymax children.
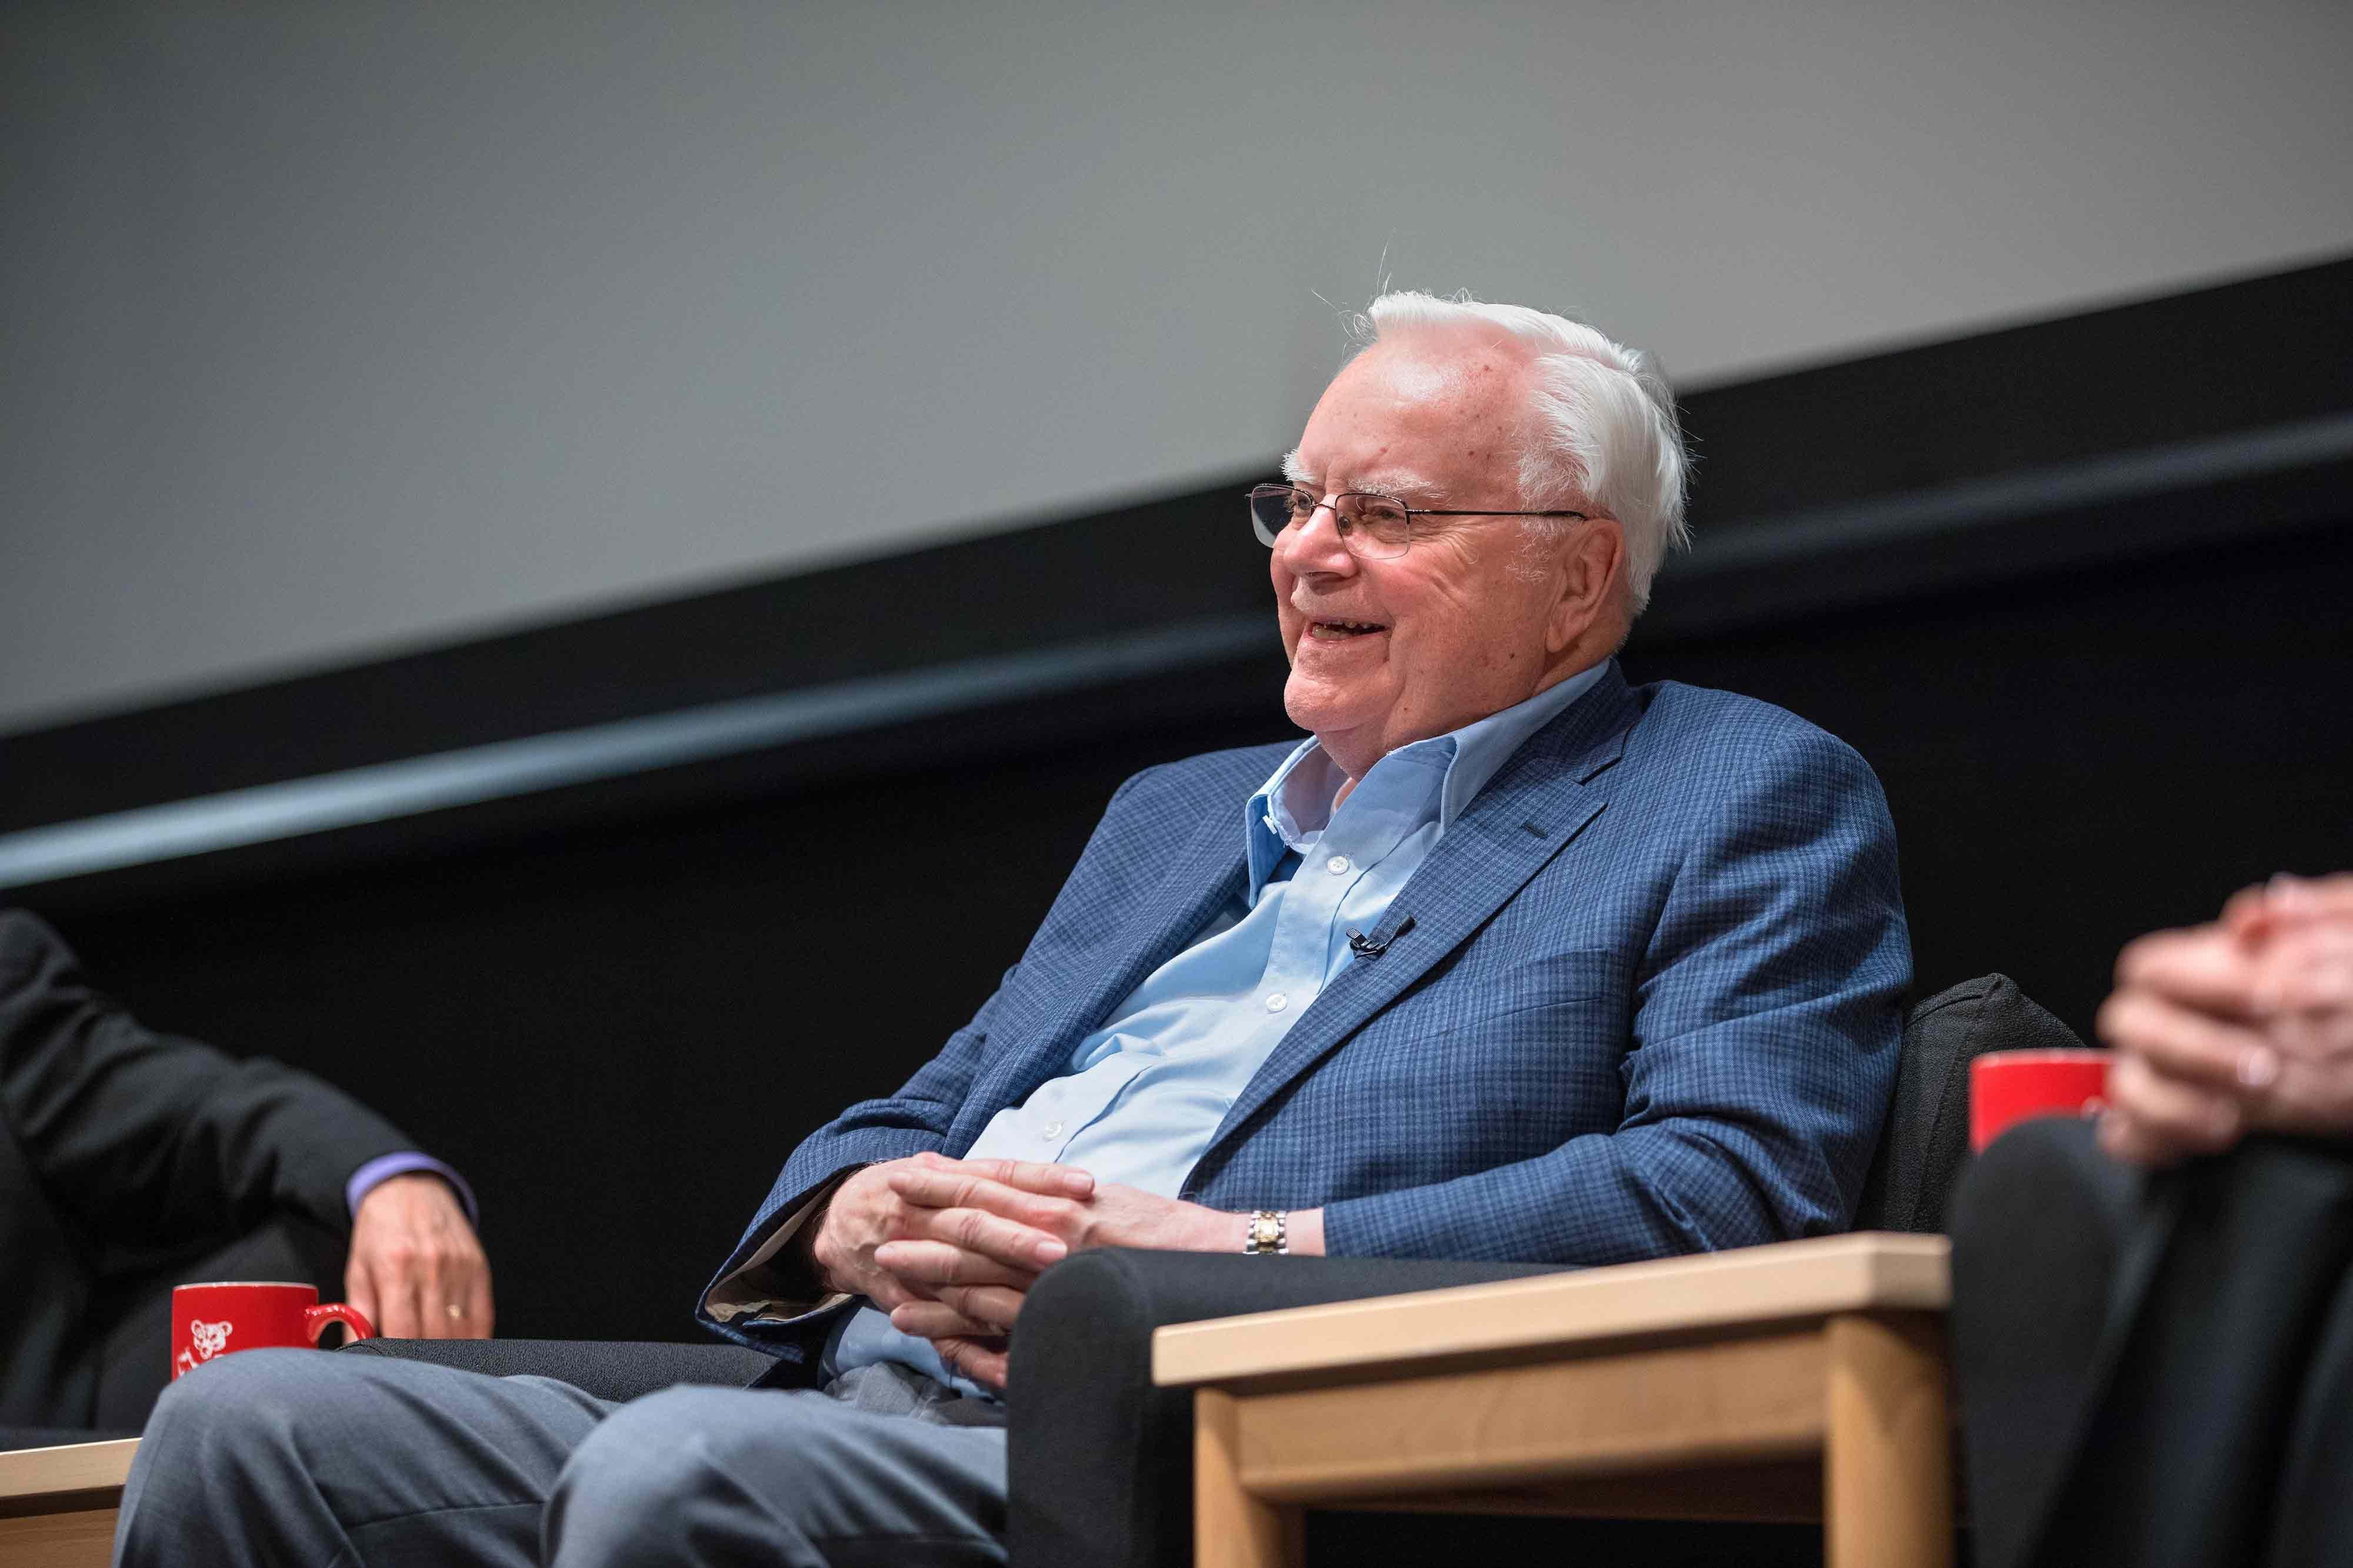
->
<box><xmin>1244</xmin><ymin>1210</ymin><xmax>1289</xmax><ymax>1256</ymax></box>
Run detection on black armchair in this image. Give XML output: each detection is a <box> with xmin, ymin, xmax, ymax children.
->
<box><xmin>1855</xmin><ymin>972</ymin><xmax>2082</xmax><ymax>1233</ymax></box>
<box><xmin>348</xmin><ymin>973</ymin><xmax>2076</xmax><ymax>1567</ymax></box>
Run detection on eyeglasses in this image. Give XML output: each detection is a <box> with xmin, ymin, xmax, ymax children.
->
<box><xmin>1247</xmin><ymin>483</ymin><xmax>1588</xmax><ymax>561</ymax></box>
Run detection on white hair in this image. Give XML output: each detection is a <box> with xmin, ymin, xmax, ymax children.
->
<box><xmin>1355</xmin><ymin>292</ymin><xmax>1691</xmax><ymax>614</ymax></box>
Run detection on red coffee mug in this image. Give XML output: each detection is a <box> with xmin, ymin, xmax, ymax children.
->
<box><xmin>171</xmin><ymin>1282</ymin><xmax>376</xmax><ymax>1380</ymax></box>
<box><xmin>1969</xmin><ymin>1049</ymin><xmax>2114</xmax><ymax>1153</ymax></box>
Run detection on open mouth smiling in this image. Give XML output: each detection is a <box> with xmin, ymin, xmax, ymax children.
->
<box><xmin>1305</xmin><ymin>618</ymin><xmax>1388</xmax><ymax>641</ymax></box>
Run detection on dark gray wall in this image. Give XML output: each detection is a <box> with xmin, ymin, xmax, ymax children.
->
<box><xmin>6</xmin><ymin>0</ymin><xmax>2351</xmax><ymax>733</ymax></box>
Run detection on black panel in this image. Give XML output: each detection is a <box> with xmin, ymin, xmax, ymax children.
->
<box><xmin>1679</xmin><ymin>253</ymin><xmax>2353</xmax><ymax>523</ymax></box>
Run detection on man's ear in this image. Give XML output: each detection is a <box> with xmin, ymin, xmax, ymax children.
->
<box><xmin>1546</xmin><ymin>519</ymin><xmax>1625</xmax><ymax>654</ymax></box>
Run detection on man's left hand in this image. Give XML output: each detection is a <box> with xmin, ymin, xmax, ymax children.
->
<box><xmin>345</xmin><ymin>1173</ymin><xmax>494</xmax><ymax>1339</ymax></box>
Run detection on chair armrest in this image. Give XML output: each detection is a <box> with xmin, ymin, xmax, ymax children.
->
<box><xmin>338</xmin><ymin>1337</ymin><xmax>776</xmax><ymax>1405</ymax></box>
<box><xmin>1005</xmin><ymin>1250</ymin><xmax>1561</xmax><ymax>1568</ymax></box>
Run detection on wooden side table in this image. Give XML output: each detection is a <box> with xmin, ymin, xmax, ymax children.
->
<box><xmin>0</xmin><ymin>1438</ymin><xmax>138</xmax><ymax>1568</ymax></box>
<box><xmin>1154</xmin><ymin>1233</ymin><xmax>1953</xmax><ymax>1568</ymax></box>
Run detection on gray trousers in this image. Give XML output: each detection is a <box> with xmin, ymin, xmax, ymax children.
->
<box><xmin>111</xmin><ymin>1349</ymin><xmax>1009</xmax><ymax>1567</ymax></box>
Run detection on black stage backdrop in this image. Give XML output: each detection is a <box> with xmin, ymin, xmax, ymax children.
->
<box><xmin>7</xmin><ymin>259</ymin><xmax>2349</xmax><ymax>1342</ymax></box>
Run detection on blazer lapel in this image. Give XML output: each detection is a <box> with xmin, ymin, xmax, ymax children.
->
<box><xmin>959</xmin><ymin>802</ymin><xmax>1248</xmax><ymax>1133</ymax></box>
<box><xmin>1203</xmin><ymin>668</ymin><xmax>1643</xmax><ymax>1159</ymax></box>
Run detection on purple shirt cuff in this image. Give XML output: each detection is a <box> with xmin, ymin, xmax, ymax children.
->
<box><xmin>346</xmin><ymin>1153</ymin><xmax>479</xmax><ymax>1225</ymax></box>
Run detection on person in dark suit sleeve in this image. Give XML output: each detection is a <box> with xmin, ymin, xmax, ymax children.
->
<box><xmin>1952</xmin><ymin>873</ymin><xmax>2353</xmax><ymax>1568</ymax></box>
<box><xmin>0</xmin><ymin>908</ymin><xmax>494</xmax><ymax>1440</ymax></box>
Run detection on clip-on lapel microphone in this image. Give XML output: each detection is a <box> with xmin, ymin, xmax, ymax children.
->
<box><xmin>1346</xmin><ymin>913</ymin><xmax>1415</xmax><ymax>960</ymax></box>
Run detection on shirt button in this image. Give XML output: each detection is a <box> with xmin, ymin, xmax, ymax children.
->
<box><xmin>1265</xmin><ymin>993</ymin><xmax>1288</xmax><ymax>1013</ymax></box>
<box><xmin>1326</xmin><ymin>855</ymin><xmax>1351</xmax><ymax>875</ymax></box>
<box><xmin>1041</xmin><ymin>1120</ymin><xmax>1064</xmax><ymax>1139</ymax></box>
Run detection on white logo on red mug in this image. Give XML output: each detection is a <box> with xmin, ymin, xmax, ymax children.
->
<box><xmin>169</xmin><ymin>1283</ymin><xmax>376</xmax><ymax>1380</ymax></box>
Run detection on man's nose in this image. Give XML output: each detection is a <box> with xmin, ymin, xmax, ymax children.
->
<box><xmin>1275</xmin><ymin>499</ymin><xmax>1357</xmax><ymax>576</ymax></box>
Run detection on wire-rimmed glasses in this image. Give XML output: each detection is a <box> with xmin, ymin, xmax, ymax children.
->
<box><xmin>1247</xmin><ymin>483</ymin><xmax>1588</xmax><ymax>561</ymax></box>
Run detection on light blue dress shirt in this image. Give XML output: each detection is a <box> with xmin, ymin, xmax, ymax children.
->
<box><xmin>828</xmin><ymin>662</ymin><xmax>1611</xmax><ymax>1396</ymax></box>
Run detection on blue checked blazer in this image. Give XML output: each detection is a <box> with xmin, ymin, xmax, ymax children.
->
<box><xmin>701</xmin><ymin>662</ymin><xmax>1911</xmax><ymax>1362</ymax></box>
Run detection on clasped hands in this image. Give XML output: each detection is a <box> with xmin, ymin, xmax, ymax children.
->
<box><xmin>2098</xmin><ymin>873</ymin><xmax>2353</xmax><ymax>1165</ymax></box>
<box><xmin>804</xmin><ymin>1153</ymin><xmax>1237</xmax><ymax>1390</ymax></box>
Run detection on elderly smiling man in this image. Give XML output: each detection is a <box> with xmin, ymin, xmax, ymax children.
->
<box><xmin>116</xmin><ymin>295</ymin><xmax>1911</xmax><ymax>1568</ymax></box>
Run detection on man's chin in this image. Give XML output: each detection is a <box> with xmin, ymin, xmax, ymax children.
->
<box><xmin>1282</xmin><ymin>679</ymin><xmax>1380</xmax><ymax>739</ymax></box>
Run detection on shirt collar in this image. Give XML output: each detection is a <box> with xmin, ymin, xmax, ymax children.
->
<box><xmin>1436</xmin><ymin>658</ymin><xmax>1610</xmax><ymax>829</ymax></box>
<box><xmin>1242</xmin><ymin>659</ymin><xmax>1612</xmax><ymax>901</ymax></box>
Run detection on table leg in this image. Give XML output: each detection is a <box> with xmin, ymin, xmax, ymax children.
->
<box><xmin>1825</xmin><ymin>1311</ymin><xmax>1952</xmax><ymax>1568</ymax></box>
<box><xmin>1195</xmin><ymin>1389</ymin><xmax>1302</xmax><ymax>1568</ymax></box>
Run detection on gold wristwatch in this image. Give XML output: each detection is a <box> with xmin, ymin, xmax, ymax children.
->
<box><xmin>1243</xmin><ymin>1210</ymin><xmax>1289</xmax><ymax>1256</ymax></box>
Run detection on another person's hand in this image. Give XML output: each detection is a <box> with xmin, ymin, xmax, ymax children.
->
<box><xmin>345</xmin><ymin>1172</ymin><xmax>494</xmax><ymax>1339</ymax></box>
<box><xmin>2098</xmin><ymin>875</ymin><xmax>2353</xmax><ymax>1165</ymax></box>
<box><xmin>2241</xmin><ymin>894</ymin><xmax>2353</xmax><ymax>1133</ymax></box>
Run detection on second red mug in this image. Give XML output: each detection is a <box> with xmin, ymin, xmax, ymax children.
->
<box><xmin>1969</xmin><ymin>1048</ymin><xmax>2114</xmax><ymax>1153</ymax></box>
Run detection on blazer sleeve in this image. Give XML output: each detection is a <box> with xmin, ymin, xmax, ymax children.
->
<box><xmin>0</xmin><ymin>909</ymin><xmax>419</xmax><ymax>1245</ymax></box>
<box><xmin>1320</xmin><ymin>724</ymin><xmax>1912</xmax><ymax>1264</ymax></box>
